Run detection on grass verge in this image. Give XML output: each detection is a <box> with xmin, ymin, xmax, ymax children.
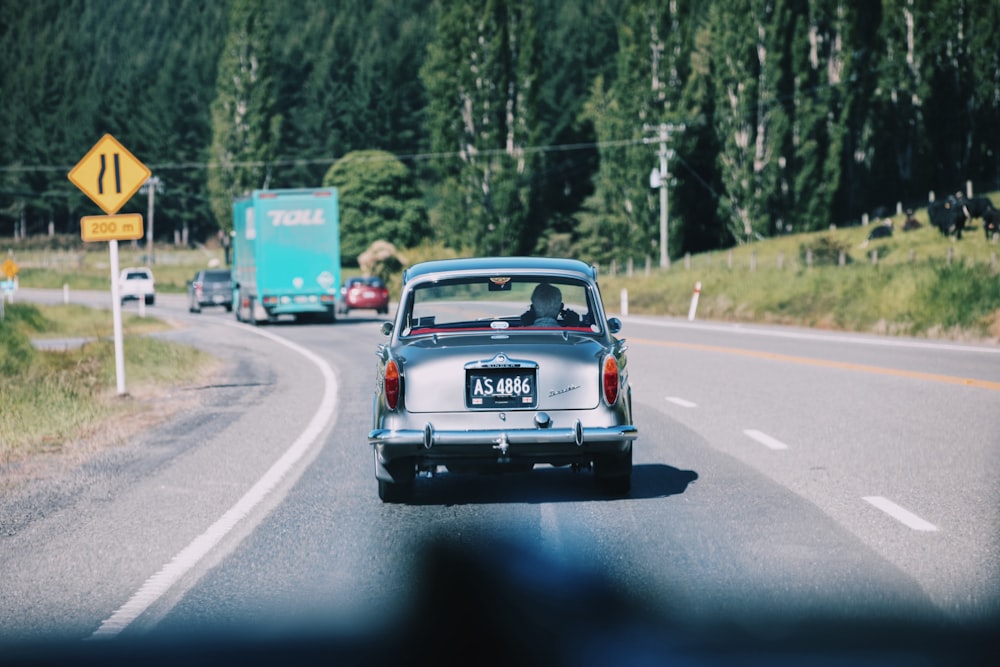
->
<box><xmin>0</xmin><ymin>303</ymin><xmax>220</xmax><ymax>486</ymax></box>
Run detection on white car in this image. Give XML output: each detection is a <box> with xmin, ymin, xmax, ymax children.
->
<box><xmin>119</xmin><ymin>267</ymin><xmax>155</xmax><ymax>305</ymax></box>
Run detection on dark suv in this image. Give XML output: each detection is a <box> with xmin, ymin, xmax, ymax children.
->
<box><xmin>187</xmin><ymin>269</ymin><xmax>233</xmax><ymax>313</ymax></box>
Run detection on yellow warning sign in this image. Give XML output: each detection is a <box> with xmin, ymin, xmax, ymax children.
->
<box><xmin>68</xmin><ymin>134</ymin><xmax>151</xmax><ymax>215</ymax></box>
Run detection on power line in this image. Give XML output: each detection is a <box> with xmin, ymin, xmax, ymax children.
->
<box><xmin>0</xmin><ymin>139</ymin><xmax>646</xmax><ymax>175</ymax></box>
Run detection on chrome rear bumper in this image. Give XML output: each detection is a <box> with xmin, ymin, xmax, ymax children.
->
<box><xmin>369</xmin><ymin>420</ymin><xmax>637</xmax><ymax>452</ymax></box>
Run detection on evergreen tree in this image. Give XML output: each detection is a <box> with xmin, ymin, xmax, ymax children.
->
<box><xmin>421</xmin><ymin>0</ymin><xmax>540</xmax><ymax>256</ymax></box>
<box><xmin>785</xmin><ymin>0</ymin><xmax>854</xmax><ymax>232</ymax></box>
<box><xmin>207</xmin><ymin>0</ymin><xmax>282</xmax><ymax>233</ymax></box>
<box><xmin>677</xmin><ymin>17</ymin><xmax>727</xmax><ymax>252</ymax></box>
<box><xmin>582</xmin><ymin>0</ymin><xmax>699</xmax><ymax>265</ymax></box>
<box><xmin>706</xmin><ymin>0</ymin><xmax>788</xmax><ymax>243</ymax></box>
<box><xmin>868</xmin><ymin>0</ymin><xmax>932</xmax><ymax>202</ymax></box>
<box><xmin>531</xmin><ymin>0</ymin><xmax>621</xmax><ymax>255</ymax></box>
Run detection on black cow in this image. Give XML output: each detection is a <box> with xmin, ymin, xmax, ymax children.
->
<box><xmin>901</xmin><ymin>209</ymin><xmax>921</xmax><ymax>231</ymax></box>
<box><xmin>928</xmin><ymin>197</ymin><xmax>967</xmax><ymax>239</ymax></box>
<box><xmin>984</xmin><ymin>208</ymin><xmax>1000</xmax><ymax>242</ymax></box>
<box><xmin>867</xmin><ymin>222</ymin><xmax>893</xmax><ymax>241</ymax></box>
<box><xmin>964</xmin><ymin>196</ymin><xmax>996</xmax><ymax>221</ymax></box>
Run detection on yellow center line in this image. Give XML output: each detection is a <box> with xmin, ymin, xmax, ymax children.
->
<box><xmin>630</xmin><ymin>337</ymin><xmax>1000</xmax><ymax>392</ymax></box>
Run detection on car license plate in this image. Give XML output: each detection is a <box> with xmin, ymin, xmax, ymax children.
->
<box><xmin>467</xmin><ymin>370</ymin><xmax>536</xmax><ymax>408</ymax></box>
<box><xmin>213</xmin><ymin>294</ymin><xmax>224</xmax><ymax>303</ymax></box>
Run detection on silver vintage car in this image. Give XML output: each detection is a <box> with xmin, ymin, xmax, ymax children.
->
<box><xmin>369</xmin><ymin>257</ymin><xmax>638</xmax><ymax>502</ymax></box>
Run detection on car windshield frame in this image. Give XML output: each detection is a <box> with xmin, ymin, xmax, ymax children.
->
<box><xmin>397</xmin><ymin>273</ymin><xmax>603</xmax><ymax>338</ymax></box>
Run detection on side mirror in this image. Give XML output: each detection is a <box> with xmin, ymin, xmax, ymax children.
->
<box><xmin>607</xmin><ymin>317</ymin><xmax>622</xmax><ymax>334</ymax></box>
<box><xmin>380</xmin><ymin>321</ymin><xmax>394</xmax><ymax>337</ymax></box>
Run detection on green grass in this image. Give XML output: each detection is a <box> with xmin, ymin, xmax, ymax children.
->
<box><xmin>0</xmin><ymin>302</ymin><xmax>218</xmax><ymax>469</ymax></box>
<box><xmin>596</xmin><ymin>210</ymin><xmax>1000</xmax><ymax>341</ymax></box>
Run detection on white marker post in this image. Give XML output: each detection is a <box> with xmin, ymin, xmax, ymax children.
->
<box><xmin>108</xmin><ymin>240</ymin><xmax>127</xmax><ymax>394</ymax></box>
<box><xmin>687</xmin><ymin>281</ymin><xmax>701</xmax><ymax>321</ymax></box>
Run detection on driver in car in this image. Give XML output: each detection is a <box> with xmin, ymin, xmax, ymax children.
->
<box><xmin>521</xmin><ymin>282</ymin><xmax>580</xmax><ymax>327</ymax></box>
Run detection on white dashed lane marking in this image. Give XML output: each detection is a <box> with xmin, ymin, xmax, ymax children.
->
<box><xmin>666</xmin><ymin>396</ymin><xmax>697</xmax><ymax>408</ymax></box>
<box><xmin>743</xmin><ymin>429</ymin><xmax>790</xmax><ymax>450</ymax></box>
<box><xmin>863</xmin><ymin>496</ymin><xmax>939</xmax><ymax>532</ymax></box>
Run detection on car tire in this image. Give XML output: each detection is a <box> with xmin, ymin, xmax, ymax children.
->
<box><xmin>594</xmin><ymin>444</ymin><xmax>632</xmax><ymax>496</ymax></box>
<box><xmin>377</xmin><ymin>458</ymin><xmax>415</xmax><ymax>503</ymax></box>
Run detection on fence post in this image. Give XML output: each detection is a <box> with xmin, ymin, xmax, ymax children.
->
<box><xmin>947</xmin><ymin>246</ymin><xmax>953</xmax><ymax>265</ymax></box>
<box><xmin>620</xmin><ymin>288</ymin><xmax>628</xmax><ymax>316</ymax></box>
<box><xmin>806</xmin><ymin>249</ymin><xmax>813</xmax><ymax>268</ymax></box>
<box><xmin>684</xmin><ymin>253</ymin><xmax>691</xmax><ymax>270</ymax></box>
<box><xmin>777</xmin><ymin>251</ymin><xmax>784</xmax><ymax>270</ymax></box>
<box><xmin>750</xmin><ymin>250</ymin><xmax>757</xmax><ymax>272</ymax></box>
<box><xmin>839</xmin><ymin>250</ymin><xmax>846</xmax><ymax>267</ymax></box>
<box><xmin>727</xmin><ymin>250</ymin><xmax>733</xmax><ymax>269</ymax></box>
<box><xmin>871</xmin><ymin>249</ymin><xmax>878</xmax><ymax>265</ymax></box>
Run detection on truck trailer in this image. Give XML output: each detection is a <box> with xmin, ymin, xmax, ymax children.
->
<box><xmin>231</xmin><ymin>188</ymin><xmax>341</xmax><ymax>324</ymax></box>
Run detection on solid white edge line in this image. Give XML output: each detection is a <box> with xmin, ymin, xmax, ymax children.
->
<box><xmin>743</xmin><ymin>429</ymin><xmax>789</xmax><ymax>450</ymax></box>
<box><xmin>90</xmin><ymin>324</ymin><xmax>338</xmax><ymax>639</ymax></box>
<box><xmin>624</xmin><ymin>316</ymin><xmax>1000</xmax><ymax>355</ymax></box>
<box><xmin>863</xmin><ymin>496</ymin><xmax>939</xmax><ymax>532</ymax></box>
<box><xmin>665</xmin><ymin>396</ymin><xmax>697</xmax><ymax>408</ymax></box>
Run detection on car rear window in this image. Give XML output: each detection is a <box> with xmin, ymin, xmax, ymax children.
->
<box><xmin>401</xmin><ymin>275</ymin><xmax>599</xmax><ymax>335</ymax></box>
<box><xmin>204</xmin><ymin>270</ymin><xmax>231</xmax><ymax>282</ymax></box>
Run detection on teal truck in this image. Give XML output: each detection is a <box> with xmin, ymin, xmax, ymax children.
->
<box><xmin>231</xmin><ymin>188</ymin><xmax>341</xmax><ymax>324</ymax></box>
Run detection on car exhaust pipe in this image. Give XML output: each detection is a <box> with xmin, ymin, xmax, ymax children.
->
<box><xmin>574</xmin><ymin>419</ymin><xmax>584</xmax><ymax>447</ymax></box>
<box><xmin>423</xmin><ymin>423</ymin><xmax>434</xmax><ymax>449</ymax></box>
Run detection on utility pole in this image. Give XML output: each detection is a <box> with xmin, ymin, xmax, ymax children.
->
<box><xmin>645</xmin><ymin>123</ymin><xmax>684</xmax><ymax>269</ymax></box>
<box><xmin>141</xmin><ymin>176</ymin><xmax>163</xmax><ymax>265</ymax></box>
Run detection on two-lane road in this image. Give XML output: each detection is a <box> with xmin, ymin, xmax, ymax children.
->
<box><xmin>2</xmin><ymin>288</ymin><xmax>998</xmax><ymax>659</ymax></box>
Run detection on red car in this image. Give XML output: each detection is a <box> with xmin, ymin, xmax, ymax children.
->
<box><xmin>338</xmin><ymin>276</ymin><xmax>390</xmax><ymax>315</ymax></box>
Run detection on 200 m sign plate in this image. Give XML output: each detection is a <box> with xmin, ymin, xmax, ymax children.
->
<box><xmin>467</xmin><ymin>369</ymin><xmax>537</xmax><ymax>408</ymax></box>
<box><xmin>81</xmin><ymin>214</ymin><xmax>144</xmax><ymax>242</ymax></box>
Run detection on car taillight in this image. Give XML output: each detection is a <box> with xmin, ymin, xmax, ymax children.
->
<box><xmin>384</xmin><ymin>359</ymin><xmax>400</xmax><ymax>410</ymax></box>
<box><xmin>602</xmin><ymin>355</ymin><xmax>619</xmax><ymax>405</ymax></box>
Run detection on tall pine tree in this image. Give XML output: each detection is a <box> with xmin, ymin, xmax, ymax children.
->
<box><xmin>207</xmin><ymin>0</ymin><xmax>282</xmax><ymax>232</ymax></box>
<box><xmin>421</xmin><ymin>0</ymin><xmax>540</xmax><ymax>256</ymax></box>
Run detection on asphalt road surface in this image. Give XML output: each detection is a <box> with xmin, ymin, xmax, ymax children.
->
<box><xmin>2</xmin><ymin>287</ymin><xmax>998</xmax><ymax>662</ymax></box>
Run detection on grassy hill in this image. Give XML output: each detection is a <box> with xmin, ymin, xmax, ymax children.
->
<box><xmin>597</xmin><ymin>196</ymin><xmax>1000</xmax><ymax>343</ymax></box>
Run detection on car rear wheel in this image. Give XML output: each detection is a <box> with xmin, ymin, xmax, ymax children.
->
<box><xmin>378</xmin><ymin>457</ymin><xmax>415</xmax><ymax>503</ymax></box>
<box><xmin>594</xmin><ymin>444</ymin><xmax>632</xmax><ymax>496</ymax></box>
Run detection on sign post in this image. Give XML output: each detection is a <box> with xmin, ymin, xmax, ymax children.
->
<box><xmin>1</xmin><ymin>258</ymin><xmax>17</xmax><ymax>307</ymax></box>
<box><xmin>68</xmin><ymin>134</ymin><xmax>151</xmax><ymax>396</ymax></box>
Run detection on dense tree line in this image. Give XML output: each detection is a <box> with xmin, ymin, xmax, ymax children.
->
<box><xmin>1</xmin><ymin>0</ymin><xmax>997</xmax><ymax>266</ymax></box>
